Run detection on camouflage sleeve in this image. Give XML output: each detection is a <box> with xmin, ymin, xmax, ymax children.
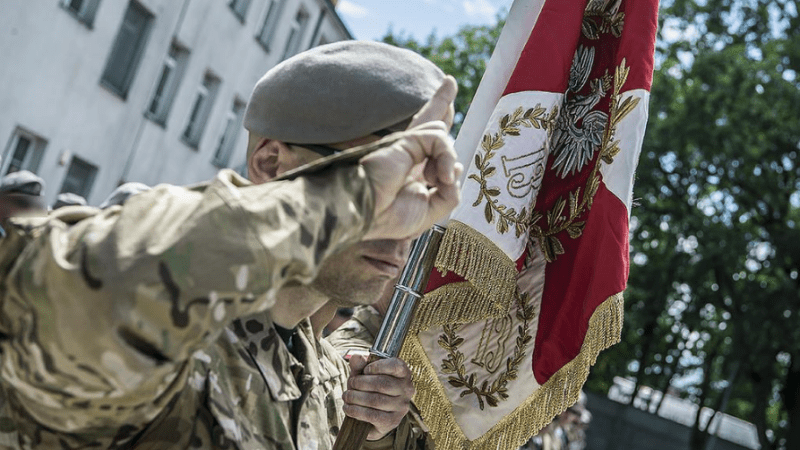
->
<box><xmin>0</xmin><ymin>167</ymin><xmax>373</xmax><ymax>433</ymax></box>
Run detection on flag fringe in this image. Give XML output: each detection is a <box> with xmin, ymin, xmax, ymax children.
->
<box><xmin>413</xmin><ymin>220</ymin><xmax>517</xmax><ymax>332</ymax></box>
<box><xmin>402</xmin><ymin>292</ymin><xmax>625</xmax><ymax>450</ymax></box>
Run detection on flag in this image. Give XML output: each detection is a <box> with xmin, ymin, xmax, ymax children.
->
<box><xmin>399</xmin><ymin>1</ymin><xmax>659</xmax><ymax>449</ymax></box>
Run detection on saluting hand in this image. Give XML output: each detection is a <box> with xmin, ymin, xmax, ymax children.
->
<box><xmin>361</xmin><ymin>76</ymin><xmax>462</xmax><ymax>241</ymax></box>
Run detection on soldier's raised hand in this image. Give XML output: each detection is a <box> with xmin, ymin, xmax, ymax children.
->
<box><xmin>361</xmin><ymin>76</ymin><xmax>462</xmax><ymax>240</ymax></box>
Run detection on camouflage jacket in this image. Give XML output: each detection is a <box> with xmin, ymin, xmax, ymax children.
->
<box><xmin>325</xmin><ymin>306</ymin><xmax>384</xmax><ymax>356</ymax></box>
<box><xmin>0</xmin><ymin>168</ymin><xmax>406</xmax><ymax>449</ymax></box>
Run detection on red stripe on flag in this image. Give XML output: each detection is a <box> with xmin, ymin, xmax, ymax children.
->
<box><xmin>502</xmin><ymin>0</ymin><xmax>587</xmax><ymax>95</ymax></box>
<box><xmin>532</xmin><ymin>180</ymin><xmax>630</xmax><ymax>383</ymax></box>
<box><xmin>616</xmin><ymin>0</ymin><xmax>659</xmax><ymax>91</ymax></box>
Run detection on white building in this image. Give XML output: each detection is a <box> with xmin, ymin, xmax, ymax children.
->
<box><xmin>0</xmin><ymin>0</ymin><xmax>351</xmax><ymax>205</ymax></box>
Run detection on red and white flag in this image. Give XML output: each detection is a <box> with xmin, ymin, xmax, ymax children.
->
<box><xmin>400</xmin><ymin>1</ymin><xmax>659</xmax><ymax>448</ymax></box>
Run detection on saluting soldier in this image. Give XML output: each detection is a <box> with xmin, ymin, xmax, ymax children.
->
<box><xmin>0</xmin><ymin>41</ymin><xmax>460</xmax><ymax>449</ymax></box>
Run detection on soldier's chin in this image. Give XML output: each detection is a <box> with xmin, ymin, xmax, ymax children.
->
<box><xmin>327</xmin><ymin>287</ymin><xmax>389</xmax><ymax>309</ymax></box>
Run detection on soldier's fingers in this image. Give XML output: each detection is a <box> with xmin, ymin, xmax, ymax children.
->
<box><xmin>342</xmin><ymin>389</ymin><xmax>408</xmax><ymax>413</ymax></box>
<box><xmin>408</xmin><ymin>76</ymin><xmax>458</xmax><ymax>129</ymax></box>
<box><xmin>425</xmin><ymin>180</ymin><xmax>462</xmax><ymax>226</ymax></box>
<box><xmin>348</xmin><ymin>354</ymin><xmax>369</xmax><ymax>376</ymax></box>
<box><xmin>348</xmin><ymin>373</ymin><xmax>415</xmax><ymax>398</ymax></box>
<box><xmin>362</xmin><ymin>357</ymin><xmax>411</xmax><ymax>379</ymax></box>
<box><xmin>399</xmin><ymin>128</ymin><xmax>456</xmax><ymax>185</ymax></box>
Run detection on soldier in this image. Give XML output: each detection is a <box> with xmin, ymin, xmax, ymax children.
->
<box><xmin>52</xmin><ymin>192</ymin><xmax>88</xmax><ymax>210</ymax></box>
<box><xmin>0</xmin><ymin>170</ymin><xmax>46</xmax><ymax>239</ymax></box>
<box><xmin>0</xmin><ymin>170</ymin><xmax>46</xmax><ymax>221</ymax></box>
<box><xmin>0</xmin><ymin>41</ymin><xmax>460</xmax><ymax>449</ymax></box>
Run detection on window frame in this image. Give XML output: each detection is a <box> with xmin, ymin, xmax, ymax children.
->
<box><xmin>255</xmin><ymin>0</ymin><xmax>286</xmax><ymax>52</ymax></box>
<box><xmin>60</xmin><ymin>0</ymin><xmax>101</xmax><ymax>28</ymax></box>
<box><xmin>281</xmin><ymin>6</ymin><xmax>311</xmax><ymax>61</ymax></box>
<box><xmin>2</xmin><ymin>127</ymin><xmax>47</xmax><ymax>176</ymax></box>
<box><xmin>212</xmin><ymin>98</ymin><xmax>246</xmax><ymax>168</ymax></box>
<box><xmin>181</xmin><ymin>72</ymin><xmax>221</xmax><ymax>150</ymax></box>
<box><xmin>59</xmin><ymin>156</ymin><xmax>98</xmax><ymax>200</ymax></box>
<box><xmin>99</xmin><ymin>1</ymin><xmax>154</xmax><ymax>99</ymax></box>
<box><xmin>228</xmin><ymin>0</ymin><xmax>252</xmax><ymax>22</ymax></box>
<box><xmin>145</xmin><ymin>42</ymin><xmax>190</xmax><ymax>126</ymax></box>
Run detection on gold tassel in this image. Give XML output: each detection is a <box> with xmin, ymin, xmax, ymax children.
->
<box><xmin>403</xmin><ymin>292</ymin><xmax>625</xmax><ymax>450</ymax></box>
<box><xmin>411</xmin><ymin>220</ymin><xmax>518</xmax><ymax>332</ymax></box>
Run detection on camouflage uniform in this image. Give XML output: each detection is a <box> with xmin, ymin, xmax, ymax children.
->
<box><xmin>326</xmin><ymin>306</ymin><xmax>384</xmax><ymax>355</ymax></box>
<box><xmin>0</xmin><ymin>168</ymin><xmax>415</xmax><ymax>449</ymax></box>
<box><xmin>326</xmin><ymin>307</ymin><xmax>435</xmax><ymax>450</ymax></box>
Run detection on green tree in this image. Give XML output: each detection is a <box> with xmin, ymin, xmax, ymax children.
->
<box><xmin>381</xmin><ymin>15</ymin><xmax>505</xmax><ymax>135</ymax></box>
<box><xmin>590</xmin><ymin>1</ymin><xmax>800</xmax><ymax>448</ymax></box>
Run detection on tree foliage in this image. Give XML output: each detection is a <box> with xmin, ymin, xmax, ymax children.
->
<box><xmin>381</xmin><ymin>15</ymin><xmax>505</xmax><ymax>135</ymax></box>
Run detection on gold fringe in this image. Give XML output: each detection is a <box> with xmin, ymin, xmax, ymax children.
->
<box><xmin>402</xmin><ymin>292</ymin><xmax>625</xmax><ymax>450</ymax></box>
<box><xmin>411</xmin><ymin>220</ymin><xmax>518</xmax><ymax>332</ymax></box>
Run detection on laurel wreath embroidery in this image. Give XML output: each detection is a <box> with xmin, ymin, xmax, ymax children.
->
<box><xmin>468</xmin><ymin>105</ymin><xmax>559</xmax><ymax>237</ymax></box>
<box><xmin>529</xmin><ymin>59</ymin><xmax>640</xmax><ymax>262</ymax></box>
<box><xmin>582</xmin><ymin>0</ymin><xmax>625</xmax><ymax>40</ymax></box>
<box><xmin>438</xmin><ymin>290</ymin><xmax>536</xmax><ymax>410</ymax></box>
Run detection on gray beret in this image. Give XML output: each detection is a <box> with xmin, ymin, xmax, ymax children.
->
<box><xmin>99</xmin><ymin>182</ymin><xmax>151</xmax><ymax>209</ymax></box>
<box><xmin>0</xmin><ymin>170</ymin><xmax>44</xmax><ymax>196</ymax></box>
<box><xmin>53</xmin><ymin>192</ymin><xmax>87</xmax><ymax>209</ymax></box>
<box><xmin>244</xmin><ymin>40</ymin><xmax>444</xmax><ymax>145</ymax></box>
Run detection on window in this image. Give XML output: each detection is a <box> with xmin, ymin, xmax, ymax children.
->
<box><xmin>282</xmin><ymin>7</ymin><xmax>310</xmax><ymax>60</ymax></box>
<box><xmin>182</xmin><ymin>72</ymin><xmax>221</xmax><ymax>149</ymax></box>
<box><xmin>146</xmin><ymin>42</ymin><xmax>189</xmax><ymax>125</ymax></box>
<box><xmin>60</xmin><ymin>156</ymin><xmax>98</xmax><ymax>199</ymax></box>
<box><xmin>61</xmin><ymin>0</ymin><xmax>101</xmax><ymax>27</ymax></box>
<box><xmin>2</xmin><ymin>128</ymin><xmax>47</xmax><ymax>175</ymax></box>
<box><xmin>228</xmin><ymin>0</ymin><xmax>252</xmax><ymax>21</ymax></box>
<box><xmin>212</xmin><ymin>99</ymin><xmax>246</xmax><ymax>167</ymax></box>
<box><xmin>256</xmin><ymin>0</ymin><xmax>286</xmax><ymax>51</ymax></box>
<box><xmin>100</xmin><ymin>1</ymin><xmax>153</xmax><ymax>98</ymax></box>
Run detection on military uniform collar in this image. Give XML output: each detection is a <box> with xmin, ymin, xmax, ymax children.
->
<box><xmin>231</xmin><ymin>313</ymin><xmax>342</xmax><ymax>403</ymax></box>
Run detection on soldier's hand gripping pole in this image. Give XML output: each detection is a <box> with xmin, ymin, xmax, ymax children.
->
<box><xmin>332</xmin><ymin>225</ymin><xmax>446</xmax><ymax>450</ymax></box>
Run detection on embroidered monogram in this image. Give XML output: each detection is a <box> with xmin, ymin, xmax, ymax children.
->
<box><xmin>438</xmin><ymin>289</ymin><xmax>536</xmax><ymax>410</ymax></box>
<box><xmin>468</xmin><ymin>105</ymin><xmax>559</xmax><ymax>237</ymax></box>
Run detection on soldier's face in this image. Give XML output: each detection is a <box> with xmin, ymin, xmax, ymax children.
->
<box><xmin>310</xmin><ymin>237</ymin><xmax>413</xmax><ymax>307</ymax></box>
<box><xmin>255</xmin><ymin>133</ymin><xmax>416</xmax><ymax>307</ymax></box>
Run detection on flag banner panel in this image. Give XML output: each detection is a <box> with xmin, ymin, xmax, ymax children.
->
<box><xmin>599</xmin><ymin>89</ymin><xmax>650</xmax><ymax>213</ymax></box>
<box><xmin>405</xmin><ymin>0</ymin><xmax>659</xmax><ymax>449</ymax></box>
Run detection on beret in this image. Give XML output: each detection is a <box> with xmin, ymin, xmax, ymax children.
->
<box><xmin>52</xmin><ymin>192</ymin><xmax>87</xmax><ymax>209</ymax></box>
<box><xmin>0</xmin><ymin>170</ymin><xmax>44</xmax><ymax>196</ymax></box>
<box><xmin>99</xmin><ymin>182</ymin><xmax>151</xmax><ymax>209</ymax></box>
<box><xmin>244</xmin><ymin>40</ymin><xmax>444</xmax><ymax>145</ymax></box>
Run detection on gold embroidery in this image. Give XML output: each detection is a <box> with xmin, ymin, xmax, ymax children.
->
<box><xmin>438</xmin><ymin>289</ymin><xmax>536</xmax><ymax>410</ymax></box>
<box><xmin>583</xmin><ymin>0</ymin><xmax>625</xmax><ymax>40</ymax></box>
<box><xmin>412</xmin><ymin>221</ymin><xmax>519</xmax><ymax>333</ymax></box>
<box><xmin>402</xmin><ymin>293</ymin><xmax>625</xmax><ymax>450</ymax></box>
<box><xmin>529</xmin><ymin>58</ymin><xmax>639</xmax><ymax>262</ymax></box>
<box><xmin>471</xmin><ymin>313</ymin><xmax>513</xmax><ymax>374</ymax></box>
<box><xmin>468</xmin><ymin>105</ymin><xmax>559</xmax><ymax>237</ymax></box>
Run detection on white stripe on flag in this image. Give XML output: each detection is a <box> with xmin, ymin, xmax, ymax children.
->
<box><xmin>453</xmin><ymin>0</ymin><xmax>548</xmax><ymax>188</ymax></box>
<box><xmin>599</xmin><ymin>89</ymin><xmax>650</xmax><ymax>215</ymax></box>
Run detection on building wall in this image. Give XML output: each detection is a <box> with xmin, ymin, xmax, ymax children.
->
<box><xmin>584</xmin><ymin>393</ymin><xmax>757</xmax><ymax>450</ymax></box>
<box><xmin>0</xmin><ymin>0</ymin><xmax>350</xmax><ymax>205</ymax></box>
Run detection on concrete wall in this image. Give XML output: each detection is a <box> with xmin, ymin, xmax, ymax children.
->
<box><xmin>584</xmin><ymin>393</ymin><xmax>756</xmax><ymax>450</ymax></box>
<box><xmin>0</xmin><ymin>0</ymin><xmax>350</xmax><ymax>205</ymax></box>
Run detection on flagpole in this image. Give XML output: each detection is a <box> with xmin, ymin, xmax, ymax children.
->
<box><xmin>332</xmin><ymin>225</ymin><xmax>446</xmax><ymax>450</ymax></box>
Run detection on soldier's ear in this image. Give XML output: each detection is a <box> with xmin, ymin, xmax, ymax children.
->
<box><xmin>248</xmin><ymin>138</ymin><xmax>283</xmax><ymax>183</ymax></box>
